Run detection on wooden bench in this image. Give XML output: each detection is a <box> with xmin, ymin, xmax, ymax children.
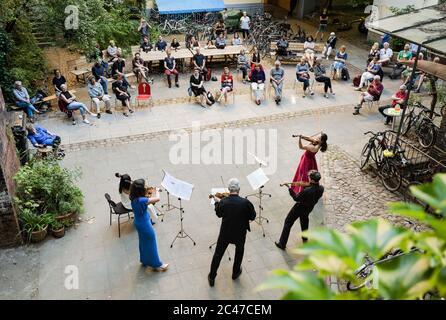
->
<box><xmin>67</xmin><ymin>56</ymin><xmax>91</xmax><ymax>83</ymax></box>
<box><xmin>270</xmin><ymin>42</ymin><xmax>325</xmax><ymax>64</ymax></box>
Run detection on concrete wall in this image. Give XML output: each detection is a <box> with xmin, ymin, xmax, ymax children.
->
<box><xmin>373</xmin><ymin>0</ymin><xmax>439</xmax><ymax>19</ymax></box>
<box><xmin>0</xmin><ymin>88</ymin><xmax>22</xmax><ymax>248</ymax></box>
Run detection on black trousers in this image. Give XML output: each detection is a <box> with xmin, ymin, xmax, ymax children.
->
<box><xmin>278</xmin><ymin>204</ymin><xmax>311</xmax><ymax>246</ymax></box>
<box><xmin>209</xmin><ymin>237</ymin><xmax>245</xmax><ymax>279</ymax></box>
<box><xmin>378</xmin><ymin>105</ymin><xmax>392</xmax><ymax>124</ymax></box>
<box><xmin>241</xmin><ymin>29</ymin><xmax>250</xmax><ymax>39</ymax></box>
<box><xmin>315</xmin><ymin>76</ymin><xmax>332</xmax><ymax>92</ymax></box>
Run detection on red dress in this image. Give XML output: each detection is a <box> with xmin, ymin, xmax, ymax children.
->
<box><xmin>292</xmin><ymin>150</ymin><xmax>318</xmax><ymax>194</ymax></box>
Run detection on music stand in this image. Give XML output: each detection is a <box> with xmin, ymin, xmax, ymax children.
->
<box><xmin>161</xmin><ymin>171</ymin><xmax>196</xmax><ymax>248</ymax></box>
<box><xmin>245</xmin><ymin>155</ymin><xmax>271</xmax><ymax>237</ymax></box>
<box><xmin>159</xmin><ymin>189</ymin><xmax>179</xmax><ymax>222</ymax></box>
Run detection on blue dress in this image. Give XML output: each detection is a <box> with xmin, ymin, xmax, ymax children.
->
<box><xmin>131</xmin><ymin>197</ymin><xmax>163</xmax><ymax>268</ymax></box>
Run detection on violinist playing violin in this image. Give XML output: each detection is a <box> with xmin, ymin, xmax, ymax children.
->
<box><xmin>275</xmin><ymin>170</ymin><xmax>324</xmax><ymax>250</ymax></box>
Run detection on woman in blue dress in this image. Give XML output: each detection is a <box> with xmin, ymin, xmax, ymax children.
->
<box><xmin>130</xmin><ymin>179</ymin><xmax>169</xmax><ymax>271</ymax></box>
<box><xmin>331</xmin><ymin>45</ymin><xmax>348</xmax><ymax>79</ymax></box>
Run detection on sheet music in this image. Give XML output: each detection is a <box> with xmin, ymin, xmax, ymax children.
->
<box><xmin>161</xmin><ymin>171</ymin><xmax>194</xmax><ymax>201</ymax></box>
<box><xmin>247</xmin><ymin>168</ymin><xmax>269</xmax><ymax>191</ymax></box>
<box><xmin>209</xmin><ymin>188</ymin><xmax>229</xmax><ymax>205</ymax></box>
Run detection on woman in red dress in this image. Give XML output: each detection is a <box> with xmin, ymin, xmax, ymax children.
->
<box><xmin>291</xmin><ymin>133</ymin><xmax>328</xmax><ymax>194</ymax></box>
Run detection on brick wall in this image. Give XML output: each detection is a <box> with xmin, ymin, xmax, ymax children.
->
<box><xmin>0</xmin><ymin>87</ymin><xmax>22</xmax><ymax>247</ymax></box>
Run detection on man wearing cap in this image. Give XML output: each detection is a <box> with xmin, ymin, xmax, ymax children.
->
<box><xmin>379</xmin><ymin>84</ymin><xmax>408</xmax><ymax>125</ymax></box>
<box><xmin>275</xmin><ymin>170</ymin><xmax>324</xmax><ymax>249</ymax></box>
<box><xmin>353</xmin><ymin>75</ymin><xmax>384</xmax><ymax>115</ymax></box>
<box><xmin>208</xmin><ymin>178</ymin><xmax>256</xmax><ymax>287</ymax></box>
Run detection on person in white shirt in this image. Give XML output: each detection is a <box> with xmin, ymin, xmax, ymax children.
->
<box><xmin>304</xmin><ymin>35</ymin><xmax>316</xmax><ymax>68</ymax></box>
<box><xmin>240</xmin><ymin>11</ymin><xmax>251</xmax><ymax>40</ymax></box>
<box><xmin>378</xmin><ymin>42</ymin><xmax>393</xmax><ymax>66</ymax></box>
<box><xmin>88</xmin><ymin>77</ymin><xmax>112</xmax><ymax>118</ymax></box>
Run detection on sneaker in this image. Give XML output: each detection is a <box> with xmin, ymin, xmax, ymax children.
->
<box><xmin>154</xmin><ymin>263</ymin><xmax>169</xmax><ymax>272</ymax></box>
<box><xmin>242</xmin><ymin>80</ymin><xmax>246</xmax><ymax>84</ymax></box>
<box><xmin>72</xmin><ymin>120</ymin><xmax>76</xmax><ymax>125</ymax></box>
<box><xmin>90</xmin><ymin>113</ymin><xmax>97</xmax><ymax>117</ymax></box>
<box><xmin>123</xmin><ymin>113</ymin><xmax>128</xmax><ymax>117</ymax></box>
<box><xmin>97</xmin><ymin>113</ymin><xmax>101</xmax><ymax>119</ymax></box>
<box><xmin>105</xmin><ymin>110</ymin><xmax>113</xmax><ymax>114</ymax></box>
<box><xmin>129</xmin><ymin>109</ymin><xmax>134</xmax><ymax>114</ymax></box>
<box><xmin>353</xmin><ymin>109</ymin><xmax>360</xmax><ymax>115</ymax></box>
<box><xmin>324</xmin><ymin>93</ymin><xmax>329</xmax><ymax>98</ymax></box>
<box><xmin>83</xmin><ymin>119</ymin><xmax>90</xmax><ymax>124</ymax></box>
<box><xmin>175</xmin><ymin>83</ymin><xmax>179</xmax><ymax>88</ymax></box>
<box><xmin>310</xmin><ymin>90</ymin><xmax>314</xmax><ymax>96</ymax></box>
<box><xmin>331</xmin><ymin>91</ymin><xmax>335</xmax><ymax>95</ymax></box>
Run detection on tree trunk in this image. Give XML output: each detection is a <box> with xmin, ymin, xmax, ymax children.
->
<box><xmin>431</xmin><ymin>78</ymin><xmax>446</xmax><ymax>152</ymax></box>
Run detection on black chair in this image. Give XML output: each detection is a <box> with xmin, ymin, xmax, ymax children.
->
<box><xmin>105</xmin><ymin>193</ymin><xmax>133</xmax><ymax>237</ymax></box>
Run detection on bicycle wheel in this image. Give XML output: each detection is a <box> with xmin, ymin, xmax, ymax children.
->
<box><xmin>400</xmin><ymin>112</ymin><xmax>414</xmax><ymax>136</ymax></box>
<box><xmin>380</xmin><ymin>161</ymin><xmax>402</xmax><ymax>192</ymax></box>
<box><xmin>360</xmin><ymin>143</ymin><xmax>372</xmax><ymax>170</ymax></box>
<box><xmin>418</xmin><ymin>121</ymin><xmax>437</xmax><ymax>148</ymax></box>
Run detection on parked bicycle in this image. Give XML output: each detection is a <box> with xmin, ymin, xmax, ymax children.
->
<box><xmin>360</xmin><ymin>130</ymin><xmax>389</xmax><ymax>170</ymax></box>
<box><xmin>401</xmin><ymin>102</ymin><xmax>441</xmax><ymax>148</ymax></box>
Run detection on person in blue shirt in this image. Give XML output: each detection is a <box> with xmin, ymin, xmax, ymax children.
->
<box><xmin>296</xmin><ymin>57</ymin><xmax>314</xmax><ymax>97</ymax></box>
<box><xmin>26</xmin><ymin>124</ymin><xmax>63</xmax><ymax>154</ymax></box>
<box><xmin>129</xmin><ymin>179</ymin><xmax>169</xmax><ymax>271</ymax></box>
<box><xmin>155</xmin><ymin>36</ymin><xmax>168</xmax><ymax>51</ymax></box>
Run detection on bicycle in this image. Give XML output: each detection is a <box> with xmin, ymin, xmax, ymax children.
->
<box><xmin>379</xmin><ymin>144</ymin><xmax>409</xmax><ymax>192</ymax></box>
<box><xmin>400</xmin><ymin>102</ymin><xmax>441</xmax><ymax>148</ymax></box>
<box><xmin>359</xmin><ymin>130</ymin><xmax>389</xmax><ymax>170</ymax></box>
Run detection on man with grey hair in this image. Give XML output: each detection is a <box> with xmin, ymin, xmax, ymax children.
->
<box><xmin>12</xmin><ymin>81</ymin><xmax>43</xmax><ymax>123</ymax></box>
<box><xmin>353</xmin><ymin>75</ymin><xmax>383</xmax><ymax>115</ymax></box>
<box><xmin>208</xmin><ymin>178</ymin><xmax>256</xmax><ymax>287</ymax></box>
<box><xmin>270</xmin><ymin>60</ymin><xmax>285</xmax><ymax>105</ymax></box>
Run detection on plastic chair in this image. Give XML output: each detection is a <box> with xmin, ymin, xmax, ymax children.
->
<box><xmin>135</xmin><ymin>82</ymin><xmax>154</xmax><ymax>109</ymax></box>
<box><xmin>105</xmin><ymin>193</ymin><xmax>133</xmax><ymax>238</ymax></box>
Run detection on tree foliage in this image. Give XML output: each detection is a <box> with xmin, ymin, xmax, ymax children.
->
<box><xmin>260</xmin><ymin>174</ymin><xmax>446</xmax><ymax>300</ymax></box>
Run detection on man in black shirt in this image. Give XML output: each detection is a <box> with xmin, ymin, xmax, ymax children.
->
<box><xmin>275</xmin><ymin>170</ymin><xmax>324</xmax><ymax>249</ymax></box>
<box><xmin>111</xmin><ymin>55</ymin><xmax>131</xmax><ymax>88</ymax></box>
<box><xmin>208</xmin><ymin>178</ymin><xmax>256</xmax><ymax>287</ymax></box>
<box><xmin>140</xmin><ymin>36</ymin><xmax>153</xmax><ymax>53</ymax></box>
<box><xmin>193</xmin><ymin>48</ymin><xmax>208</xmax><ymax>79</ymax></box>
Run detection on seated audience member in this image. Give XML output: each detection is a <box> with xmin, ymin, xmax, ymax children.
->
<box><xmin>250</xmin><ymin>46</ymin><xmax>261</xmax><ymax>69</ymax></box>
<box><xmin>132</xmin><ymin>52</ymin><xmax>149</xmax><ymax>82</ymax></box>
<box><xmin>107</xmin><ymin>40</ymin><xmax>119</xmax><ymax>61</ymax></box>
<box><xmin>314</xmin><ymin>58</ymin><xmax>334</xmax><ymax>98</ymax></box>
<box><xmin>403</xmin><ymin>52</ymin><xmax>424</xmax><ymax>86</ymax></box>
<box><xmin>155</xmin><ymin>36</ymin><xmax>168</xmax><ymax>51</ymax></box>
<box><xmin>378</xmin><ymin>42</ymin><xmax>393</xmax><ymax>67</ymax></box>
<box><xmin>414</xmin><ymin>56</ymin><xmax>440</xmax><ymax>93</ymax></box>
<box><xmin>219</xmin><ymin>67</ymin><xmax>233</xmax><ymax>105</ymax></box>
<box><xmin>380</xmin><ymin>33</ymin><xmax>391</xmax><ymax>48</ymax></box>
<box><xmin>112</xmin><ymin>74</ymin><xmax>133</xmax><ymax>117</ymax></box>
<box><xmin>111</xmin><ymin>54</ymin><xmax>131</xmax><ymax>88</ymax></box>
<box><xmin>296</xmin><ymin>57</ymin><xmax>314</xmax><ymax>97</ymax></box>
<box><xmin>276</xmin><ymin>35</ymin><xmax>289</xmax><ymax>57</ymax></box>
<box><xmin>367</xmin><ymin>42</ymin><xmax>380</xmax><ymax>65</ymax></box>
<box><xmin>238</xmin><ymin>49</ymin><xmax>250</xmax><ymax>83</ymax></box>
<box><xmin>214</xmin><ymin>20</ymin><xmax>226</xmax><ymax>38</ymax></box>
<box><xmin>59</xmin><ymin>84</ymin><xmax>96</xmax><ymax>124</ymax></box>
<box><xmin>190</xmin><ymin>68</ymin><xmax>212</xmax><ymax>107</ymax></box>
<box><xmin>331</xmin><ymin>45</ymin><xmax>347</xmax><ymax>79</ymax></box>
<box><xmin>270</xmin><ymin>60</ymin><xmax>285</xmax><ymax>105</ymax></box>
<box><xmin>232</xmin><ymin>32</ymin><xmax>242</xmax><ymax>46</ymax></box>
<box><xmin>171</xmin><ymin>38</ymin><xmax>181</xmax><ymax>50</ymax></box>
<box><xmin>140</xmin><ymin>37</ymin><xmax>153</xmax><ymax>53</ymax></box>
<box><xmin>409</xmin><ymin>43</ymin><xmax>419</xmax><ymax>57</ymax></box>
<box><xmin>164</xmin><ymin>49</ymin><xmax>179</xmax><ymax>88</ymax></box>
<box><xmin>304</xmin><ymin>35</ymin><xmax>316</xmax><ymax>68</ymax></box>
<box><xmin>355</xmin><ymin>56</ymin><xmax>382</xmax><ymax>90</ymax></box>
<box><xmin>88</xmin><ymin>76</ymin><xmax>112</xmax><ymax>118</ymax></box>
<box><xmin>215</xmin><ymin>34</ymin><xmax>226</xmax><ymax>49</ymax></box>
<box><xmin>52</xmin><ymin>69</ymin><xmax>66</xmax><ymax>96</ymax></box>
<box><xmin>12</xmin><ymin>81</ymin><xmax>42</xmax><ymax>123</ymax></box>
<box><xmin>205</xmin><ymin>40</ymin><xmax>216</xmax><ymax>49</ymax></box>
<box><xmin>138</xmin><ymin>18</ymin><xmax>151</xmax><ymax>44</ymax></box>
<box><xmin>26</xmin><ymin>124</ymin><xmax>63</xmax><ymax>155</ymax></box>
<box><xmin>193</xmin><ymin>48</ymin><xmax>208</xmax><ymax>79</ymax></box>
<box><xmin>189</xmin><ymin>36</ymin><xmax>200</xmax><ymax>49</ymax></box>
<box><xmin>250</xmin><ymin>64</ymin><xmax>266</xmax><ymax>105</ymax></box>
<box><xmin>353</xmin><ymin>75</ymin><xmax>383</xmax><ymax>115</ymax></box>
<box><xmin>379</xmin><ymin>84</ymin><xmax>407</xmax><ymax>125</ymax></box>
<box><xmin>397</xmin><ymin>44</ymin><xmax>413</xmax><ymax>64</ymax></box>
<box><xmin>323</xmin><ymin>32</ymin><xmax>337</xmax><ymax>60</ymax></box>
<box><xmin>91</xmin><ymin>61</ymin><xmax>109</xmax><ymax>94</ymax></box>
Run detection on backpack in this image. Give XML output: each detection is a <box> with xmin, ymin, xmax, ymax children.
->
<box><xmin>341</xmin><ymin>67</ymin><xmax>350</xmax><ymax>81</ymax></box>
<box><xmin>352</xmin><ymin>74</ymin><xmax>361</xmax><ymax>87</ymax></box>
<box><xmin>389</xmin><ymin>66</ymin><xmax>404</xmax><ymax>80</ymax></box>
<box><xmin>205</xmin><ymin>68</ymin><xmax>212</xmax><ymax>81</ymax></box>
<box><xmin>206</xmin><ymin>91</ymin><xmax>215</xmax><ymax>106</ymax></box>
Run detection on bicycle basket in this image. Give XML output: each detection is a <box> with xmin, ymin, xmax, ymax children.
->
<box><xmin>383</xmin><ymin>149</ymin><xmax>395</xmax><ymax>158</ymax></box>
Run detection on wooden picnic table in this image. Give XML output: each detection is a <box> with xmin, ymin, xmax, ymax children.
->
<box><xmin>140</xmin><ymin>49</ymin><xmax>193</xmax><ymax>62</ymax></box>
<box><xmin>197</xmin><ymin>45</ymin><xmax>246</xmax><ymax>65</ymax></box>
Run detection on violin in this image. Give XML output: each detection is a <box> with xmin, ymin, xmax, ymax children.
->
<box><xmin>115</xmin><ymin>173</ymin><xmax>162</xmax><ymax>197</ymax></box>
<box><xmin>208</xmin><ymin>192</ymin><xmax>230</xmax><ymax>200</ymax></box>
<box><xmin>279</xmin><ymin>181</ymin><xmax>310</xmax><ymax>188</ymax></box>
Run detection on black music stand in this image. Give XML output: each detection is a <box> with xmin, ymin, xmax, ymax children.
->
<box><xmin>170</xmin><ymin>197</ymin><xmax>196</xmax><ymax>248</ymax></box>
<box><xmin>159</xmin><ymin>189</ymin><xmax>179</xmax><ymax>222</ymax></box>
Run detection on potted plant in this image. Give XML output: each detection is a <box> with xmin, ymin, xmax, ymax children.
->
<box><xmin>50</xmin><ymin>218</ymin><xmax>65</xmax><ymax>238</ymax></box>
<box><xmin>19</xmin><ymin>209</ymin><xmax>52</xmax><ymax>243</ymax></box>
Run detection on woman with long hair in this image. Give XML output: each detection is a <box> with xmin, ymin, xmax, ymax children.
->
<box><xmin>291</xmin><ymin>133</ymin><xmax>328</xmax><ymax>194</ymax></box>
<box><xmin>130</xmin><ymin>179</ymin><xmax>168</xmax><ymax>271</ymax></box>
